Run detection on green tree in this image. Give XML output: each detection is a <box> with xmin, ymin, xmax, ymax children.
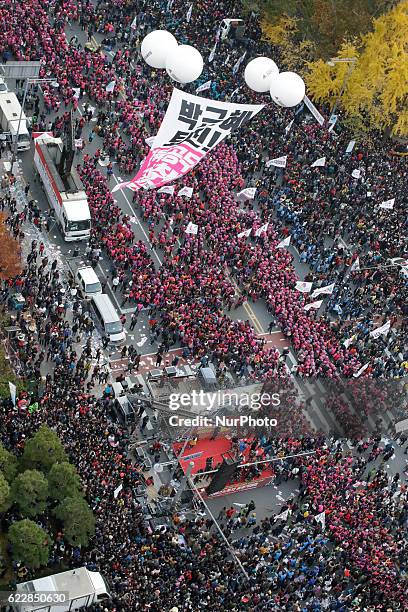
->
<box><xmin>53</xmin><ymin>497</ymin><xmax>95</xmax><ymax>547</ymax></box>
<box><xmin>0</xmin><ymin>472</ymin><xmax>11</xmax><ymax>513</ymax></box>
<box><xmin>8</xmin><ymin>520</ymin><xmax>50</xmax><ymax>569</ymax></box>
<box><xmin>0</xmin><ymin>443</ymin><xmax>18</xmax><ymax>482</ymax></box>
<box><xmin>22</xmin><ymin>425</ymin><xmax>68</xmax><ymax>473</ymax></box>
<box><xmin>47</xmin><ymin>462</ymin><xmax>84</xmax><ymax>502</ymax></box>
<box><xmin>11</xmin><ymin>470</ymin><xmax>49</xmax><ymax>517</ymax></box>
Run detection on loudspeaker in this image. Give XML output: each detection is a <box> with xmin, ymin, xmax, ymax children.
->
<box><xmin>206</xmin><ymin>457</ymin><xmax>240</xmax><ymax>495</ymax></box>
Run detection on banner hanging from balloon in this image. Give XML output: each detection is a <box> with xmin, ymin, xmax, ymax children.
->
<box><xmin>113</xmin><ymin>88</ymin><xmax>263</xmax><ymax>192</ymax></box>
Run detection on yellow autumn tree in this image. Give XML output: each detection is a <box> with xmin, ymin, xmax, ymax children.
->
<box><xmin>306</xmin><ymin>0</ymin><xmax>408</xmax><ymax>135</ymax></box>
<box><xmin>262</xmin><ymin>15</ymin><xmax>316</xmax><ymax>72</ymax></box>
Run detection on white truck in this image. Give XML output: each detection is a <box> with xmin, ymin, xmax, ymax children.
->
<box><xmin>34</xmin><ymin>134</ymin><xmax>91</xmax><ymax>242</ymax></box>
<box><xmin>9</xmin><ymin>567</ymin><xmax>111</xmax><ymax>612</ymax></box>
<box><xmin>0</xmin><ymin>92</ymin><xmax>31</xmax><ymax>151</ymax></box>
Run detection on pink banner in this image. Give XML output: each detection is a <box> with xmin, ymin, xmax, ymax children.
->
<box><xmin>126</xmin><ymin>144</ymin><xmax>204</xmax><ymax>191</ymax></box>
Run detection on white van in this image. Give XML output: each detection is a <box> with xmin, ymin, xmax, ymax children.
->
<box><xmin>220</xmin><ymin>18</ymin><xmax>244</xmax><ymax>40</ymax></box>
<box><xmin>92</xmin><ymin>293</ymin><xmax>126</xmax><ymax>344</ymax></box>
<box><xmin>76</xmin><ymin>266</ymin><xmax>102</xmax><ymax>298</ymax></box>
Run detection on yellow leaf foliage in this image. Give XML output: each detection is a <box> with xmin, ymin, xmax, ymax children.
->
<box><xmin>306</xmin><ymin>0</ymin><xmax>408</xmax><ymax>135</ymax></box>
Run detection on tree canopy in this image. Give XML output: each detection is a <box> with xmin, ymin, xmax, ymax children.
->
<box><xmin>8</xmin><ymin>520</ymin><xmax>50</xmax><ymax>569</ymax></box>
<box><xmin>53</xmin><ymin>497</ymin><xmax>95</xmax><ymax>547</ymax></box>
<box><xmin>0</xmin><ymin>443</ymin><xmax>18</xmax><ymax>482</ymax></box>
<box><xmin>0</xmin><ymin>472</ymin><xmax>11</xmax><ymax>513</ymax></box>
<box><xmin>306</xmin><ymin>1</ymin><xmax>408</xmax><ymax>135</ymax></box>
<box><xmin>22</xmin><ymin>425</ymin><xmax>68</xmax><ymax>472</ymax></box>
<box><xmin>11</xmin><ymin>470</ymin><xmax>49</xmax><ymax>517</ymax></box>
<box><xmin>47</xmin><ymin>462</ymin><xmax>84</xmax><ymax>502</ymax></box>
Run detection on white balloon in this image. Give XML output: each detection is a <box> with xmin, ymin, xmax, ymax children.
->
<box><xmin>166</xmin><ymin>45</ymin><xmax>204</xmax><ymax>84</ymax></box>
<box><xmin>244</xmin><ymin>57</ymin><xmax>279</xmax><ymax>93</ymax></box>
<box><xmin>141</xmin><ymin>30</ymin><xmax>178</xmax><ymax>69</ymax></box>
<box><xmin>270</xmin><ymin>71</ymin><xmax>305</xmax><ymax>108</ymax></box>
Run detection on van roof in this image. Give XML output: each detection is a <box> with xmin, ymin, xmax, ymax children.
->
<box><xmin>77</xmin><ymin>266</ymin><xmax>100</xmax><ymax>285</ymax></box>
<box><xmin>92</xmin><ymin>293</ymin><xmax>120</xmax><ymax>324</ymax></box>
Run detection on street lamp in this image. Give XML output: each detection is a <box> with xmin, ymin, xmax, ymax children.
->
<box><xmin>326</xmin><ymin>57</ymin><xmax>357</xmax><ymax>116</ymax></box>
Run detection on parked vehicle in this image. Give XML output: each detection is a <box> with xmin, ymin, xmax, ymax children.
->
<box><xmin>33</xmin><ymin>134</ymin><xmax>91</xmax><ymax>241</ymax></box>
<box><xmin>67</xmin><ymin>261</ymin><xmax>102</xmax><ymax>298</ymax></box>
<box><xmin>0</xmin><ymin>91</ymin><xmax>30</xmax><ymax>151</ymax></box>
<box><xmin>10</xmin><ymin>567</ymin><xmax>110</xmax><ymax>612</ymax></box>
<box><xmin>91</xmin><ymin>293</ymin><xmax>126</xmax><ymax>344</ymax></box>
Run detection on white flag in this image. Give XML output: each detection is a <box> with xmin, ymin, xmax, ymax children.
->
<box><xmin>255</xmin><ymin>223</ymin><xmax>269</xmax><ymax>237</ymax></box>
<box><xmin>304</xmin><ymin>300</ymin><xmax>323</xmax><ymax>311</ymax></box>
<box><xmin>131</xmin><ymin>16</ymin><xmax>137</xmax><ymax>30</ymax></box>
<box><xmin>145</xmin><ymin>136</ymin><xmax>155</xmax><ymax>148</ymax></box>
<box><xmin>311</xmin><ymin>283</ymin><xmax>335</xmax><ymax>298</ymax></box>
<box><xmin>209</xmin><ymin>42</ymin><xmax>217</xmax><ymax>63</ymax></box>
<box><xmin>238</xmin><ymin>228</ymin><xmax>252</xmax><ymax>239</ymax></box>
<box><xmin>277</xmin><ymin>236</ymin><xmax>291</xmax><ymax>249</ymax></box>
<box><xmin>186</xmin><ymin>222</ymin><xmax>198</xmax><ymax>235</ymax></box>
<box><xmin>380</xmin><ymin>198</ymin><xmax>395</xmax><ymax>210</ymax></box>
<box><xmin>74</xmin><ymin>138</ymin><xmax>83</xmax><ymax>149</ymax></box>
<box><xmin>232</xmin><ymin>51</ymin><xmax>247</xmax><ymax>75</ymax></box>
<box><xmin>295</xmin><ymin>281</ymin><xmax>313</xmax><ymax>293</ymax></box>
<box><xmin>72</xmin><ymin>87</ymin><xmax>80</xmax><ymax>99</ymax></box>
<box><xmin>196</xmin><ymin>80</ymin><xmax>212</xmax><ymax>94</ymax></box>
<box><xmin>369</xmin><ymin>320</ymin><xmax>391</xmax><ymax>339</ymax></box>
<box><xmin>285</xmin><ymin>120</ymin><xmax>294</xmax><ymax>134</ymax></box>
<box><xmin>266</xmin><ymin>155</ymin><xmax>287</xmax><ymax>168</ymax></box>
<box><xmin>237</xmin><ymin>187</ymin><xmax>256</xmax><ymax>201</ymax></box>
<box><xmin>106</xmin><ymin>80</ymin><xmax>116</xmax><ymax>93</ymax></box>
<box><xmin>113</xmin><ymin>483</ymin><xmax>123</xmax><ymax>499</ymax></box>
<box><xmin>343</xmin><ymin>335</ymin><xmax>356</xmax><ymax>349</ymax></box>
<box><xmin>328</xmin><ymin>120</ymin><xmax>337</xmax><ymax>133</ymax></box>
<box><xmin>350</xmin><ymin>257</ymin><xmax>360</xmax><ymax>272</ymax></box>
<box><xmin>9</xmin><ymin>382</ymin><xmax>16</xmax><ymax>406</ymax></box>
<box><xmin>158</xmin><ymin>185</ymin><xmax>175</xmax><ymax>195</ymax></box>
<box><xmin>346</xmin><ymin>139</ymin><xmax>356</xmax><ymax>153</ymax></box>
<box><xmin>274</xmin><ymin>509</ymin><xmax>290</xmax><ymax>522</ymax></box>
<box><xmin>186</xmin><ymin>4</ymin><xmax>193</xmax><ymax>22</ymax></box>
<box><xmin>315</xmin><ymin>511</ymin><xmax>326</xmax><ymax>529</ymax></box>
<box><xmin>311</xmin><ymin>157</ymin><xmax>326</xmax><ymax>168</ymax></box>
<box><xmin>353</xmin><ymin>362</ymin><xmax>369</xmax><ymax>378</ymax></box>
<box><xmin>352</xmin><ymin>169</ymin><xmax>361</xmax><ymax>179</ymax></box>
<box><xmin>178</xmin><ymin>186</ymin><xmax>193</xmax><ymax>198</ymax></box>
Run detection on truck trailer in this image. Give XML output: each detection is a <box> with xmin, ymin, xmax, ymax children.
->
<box><xmin>0</xmin><ymin>92</ymin><xmax>31</xmax><ymax>151</ymax></box>
<box><xmin>8</xmin><ymin>567</ymin><xmax>111</xmax><ymax>612</ymax></box>
<box><xmin>34</xmin><ymin>134</ymin><xmax>91</xmax><ymax>242</ymax></box>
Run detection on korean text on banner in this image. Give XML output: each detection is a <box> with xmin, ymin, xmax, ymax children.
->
<box><xmin>303</xmin><ymin>95</ymin><xmax>325</xmax><ymax>126</ymax></box>
<box><xmin>266</xmin><ymin>155</ymin><xmax>287</xmax><ymax>168</ymax></box>
<box><xmin>113</xmin><ymin>89</ymin><xmax>263</xmax><ymax>192</ymax></box>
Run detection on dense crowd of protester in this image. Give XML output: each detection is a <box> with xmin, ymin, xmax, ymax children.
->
<box><xmin>0</xmin><ymin>0</ymin><xmax>407</xmax><ymax>610</ymax></box>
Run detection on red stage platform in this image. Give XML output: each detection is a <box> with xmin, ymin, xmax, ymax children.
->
<box><xmin>173</xmin><ymin>437</ymin><xmax>274</xmax><ymax>498</ymax></box>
